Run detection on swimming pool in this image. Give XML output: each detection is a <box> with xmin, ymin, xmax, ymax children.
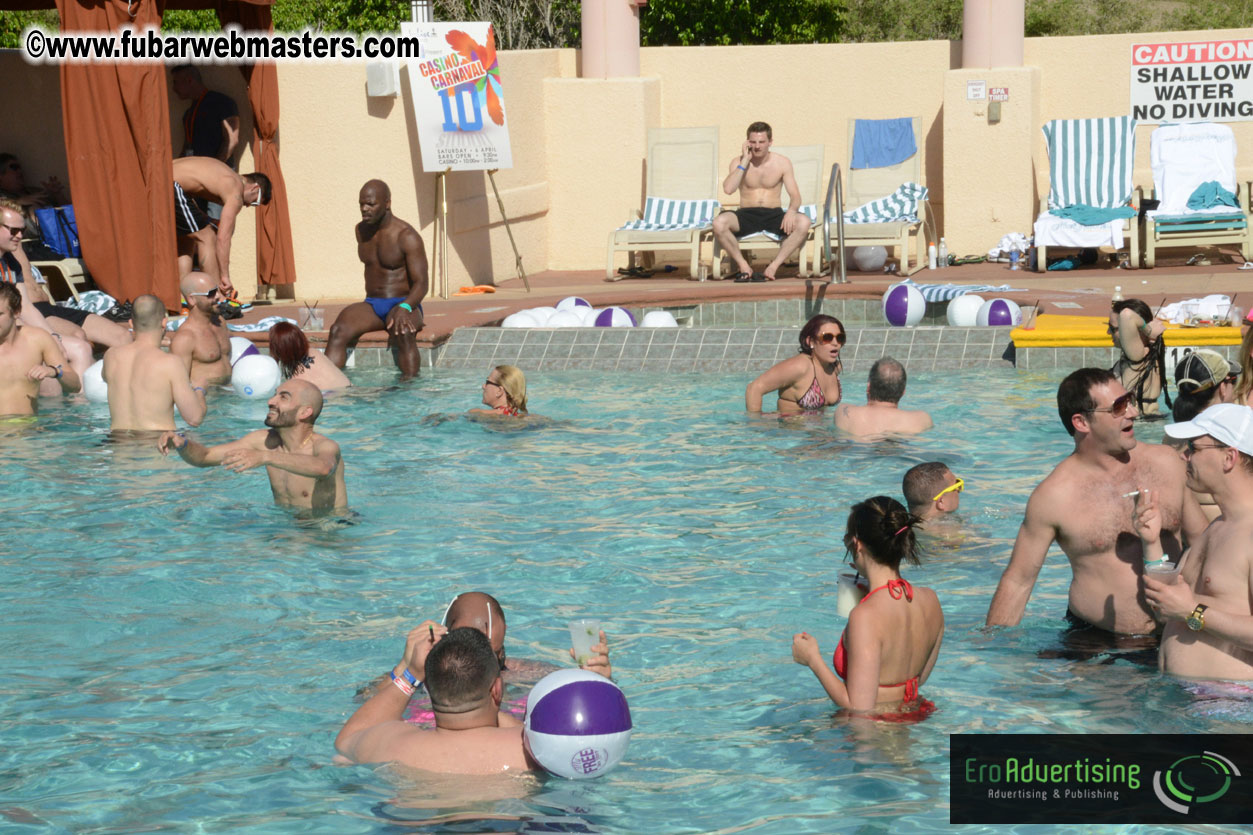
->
<box><xmin>2</xmin><ymin>367</ymin><xmax>1239</xmax><ymax>833</ymax></box>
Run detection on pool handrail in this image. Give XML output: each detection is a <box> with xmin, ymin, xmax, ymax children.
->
<box><xmin>822</xmin><ymin>162</ymin><xmax>847</xmax><ymax>284</ymax></box>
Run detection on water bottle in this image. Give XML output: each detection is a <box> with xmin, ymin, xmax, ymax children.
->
<box><xmin>927</xmin><ymin>243</ymin><xmax>937</xmax><ymax>270</ymax></box>
<box><xmin>1009</xmin><ymin>250</ymin><xmax>1021</xmax><ymax>270</ymax></box>
<box><xmin>1112</xmin><ymin>285</ymin><xmax>1124</xmax><ymax>303</ymax></box>
<box><xmin>938</xmin><ymin>238</ymin><xmax>948</xmax><ymax>268</ymax></box>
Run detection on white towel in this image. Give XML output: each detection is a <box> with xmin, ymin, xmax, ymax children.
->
<box><xmin>1151</xmin><ymin>122</ymin><xmax>1237</xmax><ymax>216</ymax></box>
<box><xmin>1033</xmin><ymin>212</ymin><xmax>1124</xmax><ymax>248</ymax></box>
<box><xmin>1158</xmin><ymin>294</ymin><xmax>1232</xmax><ymax>324</ymax></box>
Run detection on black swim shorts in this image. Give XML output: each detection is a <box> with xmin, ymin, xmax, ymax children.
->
<box><xmin>1035</xmin><ymin>610</ymin><xmax>1159</xmax><ymax>668</ymax></box>
<box><xmin>34</xmin><ymin>301</ymin><xmax>90</xmax><ymax>327</ymax></box>
<box><xmin>731</xmin><ymin>206</ymin><xmax>788</xmax><ymax>239</ymax></box>
<box><xmin>174</xmin><ymin>183</ymin><xmax>214</xmax><ymax>237</ymax></box>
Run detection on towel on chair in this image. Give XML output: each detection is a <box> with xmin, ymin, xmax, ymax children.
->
<box><xmin>1050</xmin><ymin>205</ymin><xmax>1137</xmax><ymax>226</ymax></box>
<box><xmin>851</xmin><ymin>118</ymin><xmax>916</xmax><ymax>169</ymax></box>
<box><xmin>1186</xmin><ymin>180</ymin><xmax>1239</xmax><ymax>211</ymax></box>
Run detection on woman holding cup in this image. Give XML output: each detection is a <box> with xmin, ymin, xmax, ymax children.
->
<box><xmin>792</xmin><ymin>496</ymin><xmax>943</xmax><ymax>718</ymax></box>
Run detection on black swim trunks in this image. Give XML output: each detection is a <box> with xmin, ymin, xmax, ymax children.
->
<box><xmin>731</xmin><ymin>206</ymin><xmax>787</xmax><ymax>239</ymax></box>
<box><xmin>33</xmin><ymin>301</ymin><xmax>90</xmax><ymax>327</ymax></box>
<box><xmin>1036</xmin><ymin>610</ymin><xmax>1159</xmax><ymax>667</ymax></box>
<box><xmin>174</xmin><ymin>182</ymin><xmax>214</xmax><ymax>237</ymax></box>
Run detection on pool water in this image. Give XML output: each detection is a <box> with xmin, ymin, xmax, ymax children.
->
<box><xmin>2</xmin><ymin>368</ymin><xmax>1244</xmax><ymax>834</ymax></box>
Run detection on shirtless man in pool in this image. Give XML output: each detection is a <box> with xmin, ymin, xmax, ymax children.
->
<box><xmin>324</xmin><ymin>180</ymin><xmax>428</xmax><ymax>380</ymax></box>
<box><xmin>156</xmin><ymin>379</ymin><xmax>347</xmax><ymax>514</ymax></box>
<box><xmin>712</xmin><ymin>121</ymin><xmax>810</xmax><ymax>282</ymax></box>
<box><xmin>0</xmin><ymin>282</ymin><xmax>80</xmax><ymax>415</ymax></box>
<box><xmin>987</xmin><ymin>368</ymin><xmax>1207</xmax><ymax>641</ymax></box>
<box><xmin>170</xmin><ymin>271</ymin><xmax>231</xmax><ymax>388</ymax></box>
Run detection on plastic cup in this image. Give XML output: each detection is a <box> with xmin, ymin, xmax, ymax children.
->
<box><xmin>836</xmin><ymin>573</ymin><xmax>867</xmax><ymax>618</ymax></box>
<box><xmin>569</xmin><ymin>618</ymin><xmax>601</xmax><ymax>665</ymax></box>
<box><xmin>1144</xmin><ymin>561</ymin><xmax>1181</xmax><ymax>584</ymax></box>
<box><xmin>300</xmin><ymin>307</ymin><xmax>324</xmax><ymax>331</ymax></box>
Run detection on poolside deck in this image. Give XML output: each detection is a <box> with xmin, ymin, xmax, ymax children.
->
<box><xmin>233</xmin><ymin>248</ymin><xmax>1252</xmax><ymax>351</ymax></box>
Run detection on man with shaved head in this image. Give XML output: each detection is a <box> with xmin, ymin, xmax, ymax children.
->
<box><xmin>325</xmin><ymin>179</ymin><xmax>428</xmax><ymax>380</ymax></box>
<box><xmin>157</xmin><ymin>378</ymin><xmax>347</xmax><ymax>514</ymax></box>
<box><xmin>171</xmin><ymin>271</ymin><xmax>232</xmax><ymax>388</ymax></box>
<box><xmin>103</xmin><ymin>294</ymin><xmax>207</xmax><ymax>432</ymax></box>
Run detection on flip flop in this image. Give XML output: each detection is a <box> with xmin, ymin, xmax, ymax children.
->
<box><xmin>750</xmin><ymin>272</ymin><xmax>769</xmax><ymax>282</ymax></box>
<box><xmin>617</xmin><ymin>266</ymin><xmax>654</xmax><ymax>278</ymax></box>
<box><xmin>732</xmin><ymin>272</ymin><xmax>752</xmax><ymax>283</ymax></box>
<box><xmin>1238</xmin><ymin>262</ymin><xmax>1253</xmax><ymax>271</ymax></box>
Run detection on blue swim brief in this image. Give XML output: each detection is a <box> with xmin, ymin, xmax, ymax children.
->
<box><xmin>365</xmin><ymin>297</ymin><xmax>423</xmax><ymax>321</ymax></box>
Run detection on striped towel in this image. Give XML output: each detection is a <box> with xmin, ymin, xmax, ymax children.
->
<box><xmin>1043</xmin><ymin>116</ymin><xmax>1137</xmax><ymax>210</ymax></box>
<box><xmin>167</xmin><ymin>315</ymin><xmax>297</xmax><ymax>332</ymax></box>
<box><xmin>842</xmin><ymin>183</ymin><xmax>928</xmax><ymax>224</ymax></box>
<box><xmin>901</xmin><ymin>278</ymin><xmax>1026</xmax><ymax>303</ymax></box>
<box><xmin>618</xmin><ymin>197</ymin><xmax>720</xmax><ymax>231</ymax></box>
<box><xmin>741</xmin><ymin>204</ymin><xmax>820</xmax><ymax>240</ymax></box>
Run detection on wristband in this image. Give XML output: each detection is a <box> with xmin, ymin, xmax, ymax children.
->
<box><xmin>389</xmin><ymin>670</ymin><xmax>416</xmax><ymax>697</ymax></box>
<box><xmin>736</xmin><ymin>165</ymin><xmax>747</xmax><ymax>171</ymax></box>
<box><xmin>175</xmin><ymin>432</ymin><xmax>189</xmax><ymax>450</ymax></box>
<box><xmin>193</xmin><ymin>386</ymin><xmax>206</xmax><ymax>394</ymax></box>
<box><xmin>396</xmin><ymin>667</ymin><xmax>419</xmax><ymax>688</ymax></box>
<box><xmin>53</xmin><ymin>364</ymin><xmax>63</xmax><ymax>379</ymax></box>
<box><xmin>398</xmin><ymin>302</ymin><xmax>414</xmax><ymax>313</ymax></box>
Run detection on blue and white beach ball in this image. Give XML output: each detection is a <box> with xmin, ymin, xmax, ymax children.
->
<box><xmin>594</xmin><ymin>307</ymin><xmax>637</xmax><ymax>328</ymax></box>
<box><xmin>231</xmin><ymin>354</ymin><xmax>281</xmax><ymax>400</ymax></box>
<box><xmin>881</xmin><ymin>282</ymin><xmax>925</xmax><ymax>327</ymax></box>
<box><xmin>976</xmin><ymin>298</ymin><xmax>1022</xmax><ymax>327</ymax></box>
<box><xmin>945</xmin><ymin>294</ymin><xmax>986</xmax><ymax>327</ymax></box>
<box><xmin>524</xmin><ymin>669</ymin><xmax>632</xmax><ymax>780</ymax></box>
<box><xmin>640</xmin><ymin>311</ymin><xmax>678</xmax><ymax>328</ymax></box>
<box><xmin>83</xmin><ymin>359</ymin><xmax>108</xmax><ymax>403</ymax></box>
<box><xmin>556</xmin><ymin>296</ymin><xmax>592</xmax><ymax>312</ymax></box>
<box><xmin>229</xmin><ymin>336</ymin><xmax>260</xmax><ymax>366</ymax></box>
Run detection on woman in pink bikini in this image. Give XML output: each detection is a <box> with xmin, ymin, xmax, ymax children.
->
<box><xmin>469</xmin><ymin>365</ymin><xmax>529</xmax><ymax>418</ymax></box>
<box><xmin>745</xmin><ymin>314</ymin><xmax>844</xmax><ymax>415</ymax></box>
<box><xmin>792</xmin><ymin>495</ymin><xmax>944</xmax><ymax>719</ymax></box>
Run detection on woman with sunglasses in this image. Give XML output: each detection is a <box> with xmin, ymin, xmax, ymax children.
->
<box><xmin>1109</xmin><ymin>298</ymin><xmax>1168</xmax><ymax>418</ymax></box>
<box><xmin>745</xmin><ymin>314</ymin><xmax>844</xmax><ymax>415</ymax></box>
<box><xmin>792</xmin><ymin>496</ymin><xmax>943</xmax><ymax>719</ymax></box>
<box><xmin>470</xmin><ymin>365</ymin><xmax>529</xmax><ymax>418</ymax></box>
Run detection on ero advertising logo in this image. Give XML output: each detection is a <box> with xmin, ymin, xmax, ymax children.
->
<box><xmin>1153</xmin><ymin>751</ymin><xmax>1240</xmax><ymax>814</ymax></box>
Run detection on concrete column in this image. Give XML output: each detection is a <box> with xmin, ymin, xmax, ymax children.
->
<box><xmin>580</xmin><ymin>0</ymin><xmax>642</xmax><ymax>78</ymax></box>
<box><xmin>962</xmin><ymin>0</ymin><xmax>1024</xmax><ymax>69</ymax></box>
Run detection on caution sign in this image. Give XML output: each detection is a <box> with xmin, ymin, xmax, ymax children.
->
<box><xmin>1131</xmin><ymin>39</ymin><xmax>1253</xmax><ymax>124</ymax></box>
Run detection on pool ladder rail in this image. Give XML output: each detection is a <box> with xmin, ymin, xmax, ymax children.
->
<box><xmin>822</xmin><ymin>162</ymin><xmax>848</xmax><ymax>284</ymax></box>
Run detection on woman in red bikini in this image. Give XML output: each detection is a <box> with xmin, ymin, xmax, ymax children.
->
<box><xmin>792</xmin><ymin>495</ymin><xmax>944</xmax><ymax>718</ymax></box>
<box><xmin>469</xmin><ymin>365</ymin><xmax>529</xmax><ymax>418</ymax></box>
<box><xmin>745</xmin><ymin>314</ymin><xmax>844</xmax><ymax>415</ymax></box>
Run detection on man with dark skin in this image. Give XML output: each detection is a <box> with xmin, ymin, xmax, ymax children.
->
<box><xmin>325</xmin><ymin>180</ymin><xmax>428</xmax><ymax>380</ymax></box>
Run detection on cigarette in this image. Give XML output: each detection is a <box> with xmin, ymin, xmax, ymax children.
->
<box><xmin>1122</xmin><ymin>491</ymin><xmax>1141</xmax><ymax>499</ymax></box>
<box><xmin>429</xmin><ymin>625</ymin><xmax>435</xmax><ymax>640</ymax></box>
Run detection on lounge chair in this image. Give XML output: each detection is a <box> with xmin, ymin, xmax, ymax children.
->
<box><xmin>31</xmin><ymin>256</ymin><xmax>91</xmax><ymax>302</ymax></box>
<box><xmin>711</xmin><ymin>144</ymin><xmax>823</xmax><ymax>278</ymax></box>
<box><xmin>1141</xmin><ymin>122</ymin><xmax>1251</xmax><ymax>269</ymax></box>
<box><xmin>1033</xmin><ymin>116</ymin><xmax>1139</xmax><ymax>271</ymax></box>
<box><xmin>606</xmin><ymin>126</ymin><xmax>720</xmax><ymax>280</ymax></box>
<box><xmin>822</xmin><ymin>118</ymin><xmax>928</xmax><ymax>276</ymax></box>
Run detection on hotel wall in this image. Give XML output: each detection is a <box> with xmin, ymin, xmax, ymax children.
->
<box><xmin>3</xmin><ymin>25</ymin><xmax>1251</xmax><ymax>301</ymax></box>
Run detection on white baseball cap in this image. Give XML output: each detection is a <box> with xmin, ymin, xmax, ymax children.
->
<box><xmin>1164</xmin><ymin>403</ymin><xmax>1253</xmax><ymax>456</ymax></box>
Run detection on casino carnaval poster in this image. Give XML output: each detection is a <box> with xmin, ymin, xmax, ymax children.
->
<box><xmin>404</xmin><ymin>21</ymin><xmax>514</xmax><ymax>172</ymax></box>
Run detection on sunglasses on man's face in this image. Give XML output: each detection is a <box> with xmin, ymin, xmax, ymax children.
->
<box><xmin>816</xmin><ymin>331</ymin><xmax>847</xmax><ymax>346</ymax></box>
<box><xmin>4</xmin><ymin>163</ymin><xmax>19</xmax><ymax>172</ymax></box>
<box><xmin>189</xmin><ymin>288</ymin><xmax>219</xmax><ymax>299</ymax></box>
<box><xmin>2</xmin><ymin>223</ymin><xmax>23</xmax><ymax>236</ymax></box>
<box><xmin>1186</xmin><ymin>438</ymin><xmax>1227</xmax><ymax>455</ymax></box>
<box><xmin>1086</xmin><ymin>392</ymin><xmax>1134</xmax><ymax>418</ymax></box>
<box><xmin>932</xmin><ymin>477</ymin><xmax>964</xmax><ymax>502</ymax></box>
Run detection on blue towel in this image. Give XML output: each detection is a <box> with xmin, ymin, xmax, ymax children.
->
<box><xmin>1051</xmin><ymin>205</ymin><xmax>1136</xmax><ymax>225</ymax></box>
<box><xmin>1186</xmin><ymin>181</ymin><xmax>1239</xmax><ymax>211</ymax></box>
<box><xmin>851</xmin><ymin>118</ymin><xmax>916</xmax><ymax>169</ymax></box>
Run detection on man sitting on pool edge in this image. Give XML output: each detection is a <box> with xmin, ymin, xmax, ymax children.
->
<box><xmin>336</xmin><ymin>627</ymin><xmax>535</xmax><ymax>774</ymax></box>
<box><xmin>986</xmin><ymin>368</ymin><xmax>1207</xmax><ymax>652</ymax></box>
<box><xmin>156</xmin><ymin>378</ymin><xmax>347</xmax><ymax>515</ymax></box>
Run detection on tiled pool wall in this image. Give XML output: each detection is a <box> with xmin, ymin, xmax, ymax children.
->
<box><xmin>336</xmin><ymin>300</ymin><xmax>1240</xmax><ymax>373</ymax></box>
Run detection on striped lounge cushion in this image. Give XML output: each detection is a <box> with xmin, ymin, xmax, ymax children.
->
<box><xmin>618</xmin><ymin>198</ymin><xmax>720</xmax><ymax>231</ymax></box>
<box><xmin>841</xmin><ymin>183</ymin><xmax>928</xmax><ymax>224</ymax></box>
<box><xmin>1043</xmin><ymin>116</ymin><xmax>1137</xmax><ymax>210</ymax></box>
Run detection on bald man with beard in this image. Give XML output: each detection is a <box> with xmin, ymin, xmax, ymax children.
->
<box><xmin>157</xmin><ymin>379</ymin><xmax>347</xmax><ymax>514</ymax></box>
<box><xmin>104</xmin><ymin>294</ymin><xmax>207</xmax><ymax>432</ymax></box>
<box><xmin>171</xmin><ymin>271</ymin><xmax>232</xmax><ymax>388</ymax></box>
<box><xmin>325</xmin><ymin>179</ymin><xmax>428</xmax><ymax>380</ymax></box>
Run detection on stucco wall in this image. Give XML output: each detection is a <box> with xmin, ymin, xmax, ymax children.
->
<box><xmin>4</xmin><ymin>25</ymin><xmax>1252</xmax><ymax>301</ymax></box>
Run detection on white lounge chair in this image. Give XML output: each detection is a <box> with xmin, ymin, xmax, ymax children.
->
<box><xmin>606</xmin><ymin>126</ymin><xmax>720</xmax><ymax>280</ymax></box>
<box><xmin>1141</xmin><ymin>122</ymin><xmax>1251</xmax><ymax>269</ymax></box>
<box><xmin>1033</xmin><ymin>116</ymin><xmax>1139</xmax><ymax>271</ymax></box>
<box><xmin>712</xmin><ymin>144</ymin><xmax>823</xmax><ymax>278</ymax></box>
<box><xmin>822</xmin><ymin>118</ymin><xmax>928</xmax><ymax>276</ymax></box>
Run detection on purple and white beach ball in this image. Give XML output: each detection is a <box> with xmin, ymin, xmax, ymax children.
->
<box><xmin>523</xmin><ymin>669</ymin><xmax>632</xmax><ymax>779</ymax></box>
<box><xmin>881</xmin><ymin>282</ymin><xmax>925</xmax><ymax>327</ymax></box>
<box><xmin>556</xmin><ymin>296</ymin><xmax>592</xmax><ymax>312</ymax></box>
<box><xmin>976</xmin><ymin>298</ymin><xmax>1022</xmax><ymax>327</ymax></box>
<box><xmin>594</xmin><ymin>307</ymin><xmax>637</xmax><ymax>328</ymax></box>
<box><xmin>229</xmin><ymin>335</ymin><xmax>261</xmax><ymax>366</ymax></box>
<box><xmin>945</xmin><ymin>294</ymin><xmax>985</xmax><ymax>327</ymax></box>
